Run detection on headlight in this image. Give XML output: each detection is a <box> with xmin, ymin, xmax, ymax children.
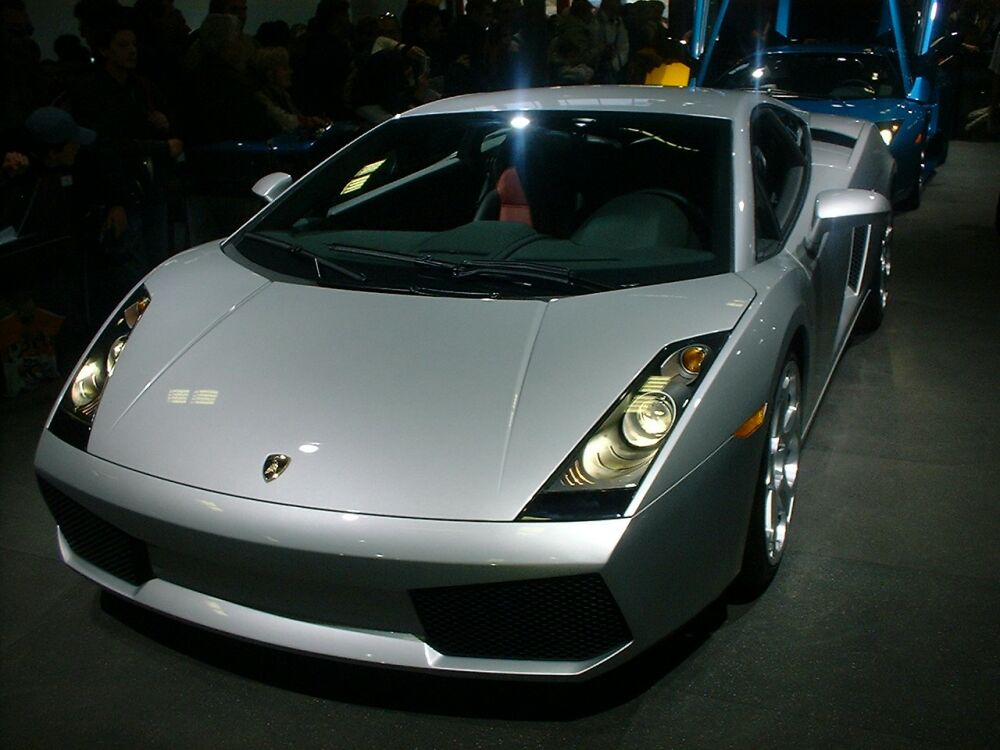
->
<box><xmin>621</xmin><ymin>390</ymin><xmax>675</xmax><ymax>448</ymax></box>
<box><xmin>52</xmin><ymin>286</ymin><xmax>151</xmax><ymax>444</ymax></box>
<box><xmin>70</xmin><ymin>357</ymin><xmax>106</xmax><ymax>414</ymax></box>
<box><xmin>877</xmin><ymin>120</ymin><xmax>902</xmax><ymax>145</ymax></box>
<box><xmin>518</xmin><ymin>334</ymin><xmax>726</xmax><ymax>521</ymax></box>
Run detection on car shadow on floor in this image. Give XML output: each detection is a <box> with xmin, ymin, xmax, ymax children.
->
<box><xmin>100</xmin><ymin>590</ymin><xmax>734</xmax><ymax>719</ymax></box>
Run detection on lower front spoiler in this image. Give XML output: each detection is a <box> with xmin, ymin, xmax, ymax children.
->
<box><xmin>58</xmin><ymin>528</ymin><xmax>630</xmax><ymax>679</ymax></box>
<box><xmin>37</xmin><ymin>422</ymin><xmax>761</xmax><ymax>680</ymax></box>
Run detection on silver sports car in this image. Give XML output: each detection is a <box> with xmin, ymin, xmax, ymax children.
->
<box><xmin>35</xmin><ymin>87</ymin><xmax>893</xmax><ymax>679</ymax></box>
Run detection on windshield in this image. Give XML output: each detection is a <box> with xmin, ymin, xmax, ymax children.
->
<box><xmin>718</xmin><ymin>52</ymin><xmax>905</xmax><ymax>100</ymax></box>
<box><xmin>230</xmin><ymin>111</ymin><xmax>733</xmax><ymax>298</ymax></box>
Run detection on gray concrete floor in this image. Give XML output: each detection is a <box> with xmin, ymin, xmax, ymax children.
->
<box><xmin>2</xmin><ymin>142</ymin><xmax>999</xmax><ymax>749</ymax></box>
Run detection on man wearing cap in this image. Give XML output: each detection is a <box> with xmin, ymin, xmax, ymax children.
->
<box><xmin>1</xmin><ymin>106</ymin><xmax>100</xmax><ymax>390</ymax></box>
<box><xmin>2</xmin><ymin>107</ymin><xmax>96</xmax><ymax>238</ymax></box>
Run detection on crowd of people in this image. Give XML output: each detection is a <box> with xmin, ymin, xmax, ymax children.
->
<box><xmin>2</xmin><ymin>0</ymin><xmax>698</xmax><ymax>152</ymax></box>
<box><xmin>0</xmin><ymin>0</ymin><xmax>698</xmax><ymax>394</ymax></box>
<box><xmin>0</xmin><ymin>0</ymin><xmax>695</xmax><ymax>297</ymax></box>
<box><xmin>0</xmin><ymin>0</ymin><xmax>998</xmax><ymax>394</ymax></box>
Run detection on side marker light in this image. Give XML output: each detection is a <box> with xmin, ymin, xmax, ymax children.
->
<box><xmin>733</xmin><ymin>403</ymin><xmax>768</xmax><ymax>438</ymax></box>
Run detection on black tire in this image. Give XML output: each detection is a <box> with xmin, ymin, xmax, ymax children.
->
<box><xmin>895</xmin><ymin>171</ymin><xmax>921</xmax><ymax>212</ymax></box>
<box><xmin>730</xmin><ymin>353</ymin><xmax>802</xmax><ymax>601</ymax></box>
<box><xmin>855</xmin><ymin>223</ymin><xmax>892</xmax><ymax>334</ymax></box>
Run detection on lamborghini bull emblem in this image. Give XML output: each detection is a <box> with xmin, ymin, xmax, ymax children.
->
<box><xmin>263</xmin><ymin>454</ymin><xmax>290</xmax><ymax>482</ymax></box>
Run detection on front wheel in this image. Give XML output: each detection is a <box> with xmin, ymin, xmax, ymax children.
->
<box><xmin>855</xmin><ymin>223</ymin><xmax>892</xmax><ymax>334</ymax></box>
<box><xmin>731</xmin><ymin>355</ymin><xmax>802</xmax><ymax>599</ymax></box>
<box><xmin>895</xmin><ymin>166</ymin><xmax>922</xmax><ymax>211</ymax></box>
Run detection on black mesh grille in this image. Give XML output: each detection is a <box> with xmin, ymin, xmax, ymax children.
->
<box><xmin>848</xmin><ymin>225</ymin><xmax>868</xmax><ymax>291</ymax></box>
<box><xmin>411</xmin><ymin>574</ymin><xmax>631</xmax><ymax>661</ymax></box>
<box><xmin>37</xmin><ymin>478</ymin><xmax>153</xmax><ymax>586</ymax></box>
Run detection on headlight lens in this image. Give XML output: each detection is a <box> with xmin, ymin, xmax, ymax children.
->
<box><xmin>621</xmin><ymin>390</ymin><xmax>676</xmax><ymax>448</ymax></box>
<box><xmin>58</xmin><ymin>286</ymin><xmax>151</xmax><ymax>430</ymax></box>
<box><xmin>518</xmin><ymin>335</ymin><xmax>726</xmax><ymax>521</ymax></box>
<box><xmin>877</xmin><ymin>120</ymin><xmax>902</xmax><ymax>145</ymax></box>
<box><xmin>106</xmin><ymin>335</ymin><xmax>128</xmax><ymax>375</ymax></box>
<box><xmin>70</xmin><ymin>358</ymin><xmax>106</xmax><ymax>413</ymax></box>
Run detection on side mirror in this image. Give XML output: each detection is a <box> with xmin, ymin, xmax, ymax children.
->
<box><xmin>805</xmin><ymin>189</ymin><xmax>891</xmax><ymax>256</ymax></box>
<box><xmin>252</xmin><ymin>172</ymin><xmax>293</xmax><ymax>203</ymax></box>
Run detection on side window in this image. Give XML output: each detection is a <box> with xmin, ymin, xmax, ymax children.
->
<box><xmin>751</xmin><ymin>107</ymin><xmax>810</xmax><ymax>258</ymax></box>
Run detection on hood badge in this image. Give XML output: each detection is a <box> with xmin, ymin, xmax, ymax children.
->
<box><xmin>263</xmin><ymin>454</ymin><xmax>291</xmax><ymax>482</ymax></box>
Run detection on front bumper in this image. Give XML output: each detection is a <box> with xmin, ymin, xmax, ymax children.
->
<box><xmin>35</xmin><ymin>427</ymin><xmax>760</xmax><ymax>679</ymax></box>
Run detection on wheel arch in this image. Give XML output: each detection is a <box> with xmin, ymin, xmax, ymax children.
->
<box><xmin>787</xmin><ymin>325</ymin><xmax>810</xmax><ymax>401</ymax></box>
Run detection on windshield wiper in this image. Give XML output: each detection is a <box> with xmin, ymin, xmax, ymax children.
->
<box><xmin>327</xmin><ymin>242</ymin><xmax>611</xmax><ymax>293</ymax></box>
<box><xmin>244</xmin><ymin>231</ymin><xmax>367</xmax><ymax>284</ymax></box>
<box><xmin>453</xmin><ymin>259</ymin><xmax>612</xmax><ymax>292</ymax></box>
<box><xmin>327</xmin><ymin>242</ymin><xmax>457</xmax><ymax>270</ymax></box>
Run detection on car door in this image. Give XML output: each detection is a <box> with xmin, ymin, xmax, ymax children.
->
<box><xmin>750</xmin><ymin>104</ymin><xmax>845</xmax><ymax>387</ymax></box>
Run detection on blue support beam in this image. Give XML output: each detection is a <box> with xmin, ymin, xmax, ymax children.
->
<box><xmin>697</xmin><ymin>0</ymin><xmax>733</xmax><ymax>86</ymax></box>
<box><xmin>886</xmin><ymin>0</ymin><xmax>913</xmax><ymax>86</ymax></box>
<box><xmin>775</xmin><ymin>0</ymin><xmax>791</xmax><ymax>37</ymax></box>
<box><xmin>918</xmin><ymin>0</ymin><xmax>940</xmax><ymax>55</ymax></box>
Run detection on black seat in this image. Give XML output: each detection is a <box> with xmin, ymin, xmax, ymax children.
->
<box><xmin>572</xmin><ymin>190</ymin><xmax>703</xmax><ymax>251</ymax></box>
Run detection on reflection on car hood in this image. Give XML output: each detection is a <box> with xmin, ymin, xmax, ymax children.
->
<box><xmin>789</xmin><ymin>97</ymin><xmax>921</xmax><ymax>127</ymax></box>
<box><xmin>89</xmin><ymin>247</ymin><xmax>755</xmax><ymax>521</ymax></box>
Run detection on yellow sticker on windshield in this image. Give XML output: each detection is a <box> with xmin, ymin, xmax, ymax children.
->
<box><xmin>355</xmin><ymin>159</ymin><xmax>386</xmax><ymax>177</ymax></box>
<box><xmin>340</xmin><ymin>159</ymin><xmax>387</xmax><ymax>195</ymax></box>
<box><xmin>341</xmin><ymin>176</ymin><xmax>370</xmax><ymax>194</ymax></box>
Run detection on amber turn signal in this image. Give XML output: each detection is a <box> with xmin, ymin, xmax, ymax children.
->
<box><xmin>681</xmin><ymin>346</ymin><xmax>708</xmax><ymax>375</ymax></box>
<box><xmin>733</xmin><ymin>403</ymin><xmax>768</xmax><ymax>438</ymax></box>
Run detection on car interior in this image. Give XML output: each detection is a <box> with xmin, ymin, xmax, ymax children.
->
<box><xmin>253</xmin><ymin>114</ymin><xmax>734</xmax><ymax>288</ymax></box>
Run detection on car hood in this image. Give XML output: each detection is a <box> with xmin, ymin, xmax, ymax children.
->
<box><xmin>790</xmin><ymin>97</ymin><xmax>920</xmax><ymax>125</ymax></box>
<box><xmin>89</xmin><ymin>246</ymin><xmax>755</xmax><ymax>521</ymax></box>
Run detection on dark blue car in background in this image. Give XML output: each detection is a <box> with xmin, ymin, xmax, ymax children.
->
<box><xmin>692</xmin><ymin>0</ymin><xmax>951</xmax><ymax>210</ymax></box>
<box><xmin>714</xmin><ymin>44</ymin><xmax>945</xmax><ymax>208</ymax></box>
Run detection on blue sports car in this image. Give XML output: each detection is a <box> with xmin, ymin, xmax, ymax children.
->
<box><xmin>713</xmin><ymin>44</ymin><xmax>945</xmax><ymax>209</ymax></box>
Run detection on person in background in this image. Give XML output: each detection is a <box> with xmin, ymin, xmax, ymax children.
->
<box><xmin>72</xmin><ymin>12</ymin><xmax>183</xmax><ymax>281</ymax></box>
<box><xmin>592</xmin><ymin>0</ymin><xmax>629</xmax><ymax>83</ymax></box>
<box><xmin>290</xmin><ymin>0</ymin><xmax>355</xmax><ymax>120</ymax></box>
<box><xmin>2</xmin><ymin>107</ymin><xmax>95</xmax><ymax>236</ymax></box>
<box><xmin>444</xmin><ymin>0</ymin><xmax>493</xmax><ymax>71</ymax></box>
<box><xmin>0</xmin><ymin>108</ymin><xmax>101</xmax><ymax>389</ymax></box>
<box><xmin>511</xmin><ymin>0</ymin><xmax>552</xmax><ymax>89</ymax></box>
<box><xmin>351</xmin><ymin>26</ymin><xmax>439</xmax><ymax>125</ymax></box>
<box><xmin>254</xmin><ymin>20</ymin><xmax>290</xmax><ymax>49</ymax></box>
<box><xmin>183</xmin><ymin>0</ymin><xmax>256</xmax><ymax>73</ymax></box>
<box><xmin>1</xmin><ymin>0</ymin><xmax>45</xmax><ymax>149</ymax></box>
<box><xmin>182</xmin><ymin>13</ymin><xmax>277</xmax><ymax>145</ymax></box>
<box><xmin>401</xmin><ymin>2</ymin><xmax>445</xmax><ymax>88</ymax></box>
<box><xmin>249</xmin><ymin>46</ymin><xmax>328</xmax><ymax>133</ymax></box>
<box><xmin>73</xmin><ymin>0</ymin><xmax>122</xmax><ymax>53</ymax></box>
<box><xmin>132</xmin><ymin>0</ymin><xmax>191</xmax><ymax>93</ymax></box>
<box><xmin>550</xmin><ymin>0</ymin><xmax>601</xmax><ymax>84</ymax></box>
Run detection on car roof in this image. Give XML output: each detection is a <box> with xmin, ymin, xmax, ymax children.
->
<box><xmin>403</xmin><ymin>86</ymin><xmax>775</xmax><ymax>123</ymax></box>
<box><xmin>761</xmin><ymin>43</ymin><xmax>896</xmax><ymax>57</ymax></box>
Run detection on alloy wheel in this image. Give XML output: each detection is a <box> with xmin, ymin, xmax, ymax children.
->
<box><xmin>879</xmin><ymin>224</ymin><xmax>892</xmax><ymax>310</ymax></box>
<box><xmin>764</xmin><ymin>360</ymin><xmax>801</xmax><ymax>564</ymax></box>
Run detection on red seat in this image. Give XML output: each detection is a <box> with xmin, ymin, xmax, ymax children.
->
<box><xmin>496</xmin><ymin>167</ymin><xmax>532</xmax><ymax>227</ymax></box>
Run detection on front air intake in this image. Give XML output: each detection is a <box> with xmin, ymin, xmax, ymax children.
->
<box><xmin>37</xmin><ymin>478</ymin><xmax>153</xmax><ymax>586</ymax></box>
<box><xmin>411</xmin><ymin>574</ymin><xmax>631</xmax><ymax>661</ymax></box>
